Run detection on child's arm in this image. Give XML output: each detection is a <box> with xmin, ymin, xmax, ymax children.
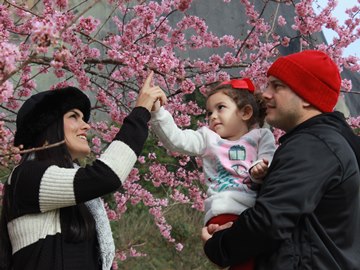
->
<box><xmin>150</xmin><ymin>107</ymin><xmax>208</xmax><ymax>156</ymax></box>
<box><xmin>143</xmin><ymin>74</ymin><xmax>207</xmax><ymax>156</ymax></box>
<box><xmin>257</xmin><ymin>128</ymin><xmax>276</xmax><ymax>162</ymax></box>
<box><xmin>249</xmin><ymin>128</ymin><xmax>276</xmax><ymax>183</ymax></box>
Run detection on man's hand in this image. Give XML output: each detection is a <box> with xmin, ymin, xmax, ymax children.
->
<box><xmin>201</xmin><ymin>222</ymin><xmax>233</xmax><ymax>243</ymax></box>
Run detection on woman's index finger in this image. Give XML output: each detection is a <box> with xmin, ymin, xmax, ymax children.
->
<box><xmin>143</xmin><ymin>71</ymin><xmax>154</xmax><ymax>88</ymax></box>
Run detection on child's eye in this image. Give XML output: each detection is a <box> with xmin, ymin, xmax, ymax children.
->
<box><xmin>218</xmin><ymin>105</ymin><xmax>225</xmax><ymax>110</ymax></box>
<box><xmin>206</xmin><ymin>111</ymin><xmax>212</xmax><ymax>117</ymax></box>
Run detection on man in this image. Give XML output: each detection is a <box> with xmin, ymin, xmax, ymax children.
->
<box><xmin>202</xmin><ymin>50</ymin><xmax>360</xmax><ymax>269</ymax></box>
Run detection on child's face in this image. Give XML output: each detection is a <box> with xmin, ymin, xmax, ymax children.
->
<box><xmin>206</xmin><ymin>91</ymin><xmax>250</xmax><ymax>141</ymax></box>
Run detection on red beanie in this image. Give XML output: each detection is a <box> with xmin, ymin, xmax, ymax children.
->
<box><xmin>267</xmin><ymin>50</ymin><xmax>341</xmax><ymax>112</ymax></box>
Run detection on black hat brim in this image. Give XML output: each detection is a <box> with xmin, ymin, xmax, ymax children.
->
<box><xmin>14</xmin><ymin>87</ymin><xmax>91</xmax><ymax>148</ymax></box>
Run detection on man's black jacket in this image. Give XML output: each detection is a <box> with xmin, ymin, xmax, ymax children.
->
<box><xmin>204</xmin><ymin>112</ymin><xmax>360</xmax><ymax>269</ymax></box>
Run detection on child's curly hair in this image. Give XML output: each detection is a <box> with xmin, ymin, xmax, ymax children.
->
<box><xmin>207</xmin><ymin>81</ymin><xmax>266</xmax><ymax>128</ymax></box>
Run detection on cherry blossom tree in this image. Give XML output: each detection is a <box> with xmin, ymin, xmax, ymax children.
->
<box><xmin>1</xmin><ymin>0</ymin><xmax>360</xmax><ymax>265</ymax></box>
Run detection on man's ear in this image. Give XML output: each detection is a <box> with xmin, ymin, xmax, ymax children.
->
<box><xmin>241</xmin><ymin>104</ymin><xmax>253</xmax><ymax>121</ymax></box>
<box><xmin>302</xmin><ymin>99</ymin><xmax>312</xmax><ymax>108</ymax></box>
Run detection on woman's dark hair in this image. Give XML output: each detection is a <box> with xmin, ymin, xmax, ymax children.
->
<box><xmin>207</xmin><ymin>83</ymin><xmax>266</xmax><ymax>127</ymax></box>
<box><xmin>0</xmin><ymin>116</ymin><xmax>95</xmax><ymax>269</ymax></box>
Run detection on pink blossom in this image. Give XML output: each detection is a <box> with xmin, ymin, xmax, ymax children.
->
<box><xmin>111</xmin><ymin>260</ymin><xmax>118</xmax><ymax>270</ymax></box>
<box><xmin>0</xmin><ymin>42</ymin><xmax>21</xmax><ymax>77</ymax></box>
<box><xmin>55</xmin><ymin>0</ymin><xmax>68</xmax><ymax>9</ymax></box>
<box><xmin>0</xmin><ymin>0</ymin><xmax>359</xmax><ymax>262</ymax></box>
<box><xmin>0</xmin><ymin>81</ymin><xmax>14</xmax><ymax>103</ymax></box>
<box><xmin>341</xmin><ymin>78</ymin><xmax>352</xmax><ymax>92</ymax></box>
<box><xmin>116</xmin><ymin>251</ymin><xmax>127</xmax><ymax>261</ymax></box>
<box><xmin>217</xmin><ymin>71</ymin><xmax>230</xmax><ymax>82</ymax></box>
<box><xmin>77</xmin><ymin>16</ymin><xmax>100</xmax><ymax>35</ymax></box>
<box><xmin>31</xmin><ymin>20</ymin><xmax>59</xmax><ymax>52</ymax></box>
<box><xmin>281</xmin><ymin>37</ymin><xmax>291</xmax><ymax>47</ymax></box>
<box><xmin>277</xmin><ymin>15</ymin><xmax>287</xmax><ymax>26</ymax></box>
<box><xmin>180</xmin><ymin>79</ymin><xmax>195</xmax><ymax>94</ymax></box>
<box><xmin>137</xmin><ymin>156</ymin><xmax>145</xmax><ymax>164</ymax></box>
<box><xmin>174</xmin><ymin>114</ymin><xmax>191</xmax><ymax>127</ymax></box>
<box><xmin>178</xmin><ymin>0</ymin><xmax>193</xmax><ymax>12</ymax></box>
<box><xmin>175</xmin><ymin>243</ymin><xmax>184</xmax><ymax>251</ymax></box>
<box><xmin>221</xmin><ymin>35</ymin><xmax>235</xmax><ymax>47</ymax></box>
<box><xmin>171</xmin><ymin>189</ymin><xmax>190</xmax><ymax>203</ymax></box>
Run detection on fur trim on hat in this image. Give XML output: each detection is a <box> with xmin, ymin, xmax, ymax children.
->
<box><xmin>14</xmin><ymin>87</ymin><xmax>91</xmax><ymax>149</ymax></box>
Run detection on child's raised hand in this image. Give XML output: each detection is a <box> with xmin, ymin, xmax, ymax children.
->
<box><xmin>152</xmin><ymin>99</ymin><xmax>161</xmax><ymax>112</ymax></box>
<box><xmin>136</xmin><ymin>71</ymin><xmax>167</xmax><ymax>112</ymax></box>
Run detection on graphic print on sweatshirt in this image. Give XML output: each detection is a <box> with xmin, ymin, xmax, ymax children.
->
<box><xmin>209</xmin><ymin>138</ymin><xmax>258</xmax><ymax>193</ymax></box>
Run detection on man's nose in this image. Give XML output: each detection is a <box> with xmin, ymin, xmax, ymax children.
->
<box><xmin>262</xmin><ymin>88</ymin><xmax>271</xmax><ymax>100</ymax></box>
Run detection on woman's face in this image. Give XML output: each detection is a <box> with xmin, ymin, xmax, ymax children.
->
<box><xmin>63</xmin><ymin>109</ymin><xmax>91</xmax><ymax>160</ymax></box>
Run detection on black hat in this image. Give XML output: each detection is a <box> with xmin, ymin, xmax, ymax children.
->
<box><xmin>14</xmin><ymin>87</ymin><xmax>91</xmax><ymax>149</ymax></box>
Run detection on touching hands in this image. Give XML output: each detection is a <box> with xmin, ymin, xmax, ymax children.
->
<box><xmin>136</xmin><ymin>71</ymin><xmax>167</xmax><ymax>112</ymax></box>
<box><xmin>250</xmin><ymin>159</ymin><xmax>269</xmax><ymax>180</ymax></box>
<box><xmin>152</xmin><ymin>99</ymin><xmax>161</xmax><ymax>112</ymax></box>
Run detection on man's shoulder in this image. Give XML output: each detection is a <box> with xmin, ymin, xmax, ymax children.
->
<box><xmin>292</xmin><ymin>113</ymin><xmax>349</xmax><ymax>141</ymax></box>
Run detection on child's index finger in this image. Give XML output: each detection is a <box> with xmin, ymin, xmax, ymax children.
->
<box><xmin>143</xmin><ymin>71</ymin><xmax>154</xmax><ymax>88</ymax></box>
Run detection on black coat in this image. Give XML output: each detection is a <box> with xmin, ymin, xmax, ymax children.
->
<box><xmin>204</xmin><ymin>112</ymin><xmax>360</xmax><ymax>270</ymax></box>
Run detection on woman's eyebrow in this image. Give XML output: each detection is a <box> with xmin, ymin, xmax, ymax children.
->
<box><xmin>69</xmin><ymin>109</ymin><xmax>84</xmax><ymax>118</ymax></box>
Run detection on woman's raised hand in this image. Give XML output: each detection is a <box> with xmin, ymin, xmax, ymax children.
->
<box><xmin>136</xmin><ymin>71</ymin><xmax>167</xmax><ymax>112</ymax></box>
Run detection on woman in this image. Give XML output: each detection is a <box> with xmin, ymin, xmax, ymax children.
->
<box><xmin>0</xmin><ymin>72</ymin><xmax>166</xmax><ymax>270</ymax></box>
